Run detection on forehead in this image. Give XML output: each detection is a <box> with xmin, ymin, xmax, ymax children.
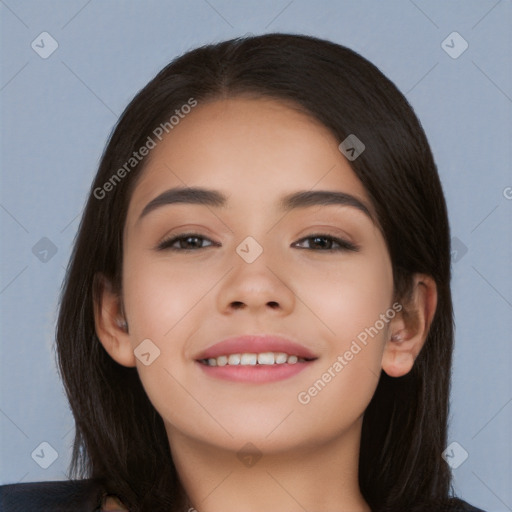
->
<box><xmin>126</xmin><ymin>96</ymin><xmax>373</xmax><ymax>222</ymax></box>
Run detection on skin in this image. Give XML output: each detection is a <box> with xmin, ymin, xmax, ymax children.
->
<box><xmin>95</xmin><ymin>96</ymin><xmax>437</xmax><ymax>512</ymax></box>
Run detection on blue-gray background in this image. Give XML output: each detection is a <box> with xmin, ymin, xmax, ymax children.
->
<box><xmin>1</xmin><ymin>1</ymin><xmax>511</xmax><ymax>510</ymax></box>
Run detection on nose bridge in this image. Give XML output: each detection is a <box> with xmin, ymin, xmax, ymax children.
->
<box><xmin>216</xmin><ymin>231</ymin><xmax>294</xmax><ymax>313</ymax></box>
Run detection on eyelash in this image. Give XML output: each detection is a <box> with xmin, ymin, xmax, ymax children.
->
<box><xmin>156</xmin><ymin>232</ymin><xmax>359</xmax><ymax>253</ymax></box>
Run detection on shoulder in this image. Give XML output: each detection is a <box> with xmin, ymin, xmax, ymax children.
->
<box><xmin>0</xmin><ymin>478</ymin><xmax>109</xmax><ymax>512</ymax></box>
<box><xmin>374</xmin><ymin>497</ymin><xmax>487</xmax><ymax>512</ymax></box>
<box><xmin>439</xmin><ymin>497</ymin><xmax>487</xmax><ymax>512</ymax></box>
<box><xmin>448</xmin><ymin>498</ymin><xmax>487</xmax><ymax>512</ymax></box>
<box><xmin>412</xmin><ymin>497</ymin><xmax>488</xmax><ymax>512</ymax></box>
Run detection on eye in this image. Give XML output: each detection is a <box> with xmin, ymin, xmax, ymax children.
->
<box><xmin>293</xmin><ymin>234</ymin><xmax>359</xmax><ymax>252</ymax></box>
<box><xmin>156</xmin><ymin>233</ymin><xmax>218</xmax><ymax>251</ymax></box>
<box><xmin>156</xmin><ymin>232</ymin><xmax>358</xmax><ymax>253</ymax></box>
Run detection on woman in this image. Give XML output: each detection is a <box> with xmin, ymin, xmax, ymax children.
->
<box><xmin>0</xmin><ymin>33</ymin><xmax>486</xmax><ymax>512</ymax></box>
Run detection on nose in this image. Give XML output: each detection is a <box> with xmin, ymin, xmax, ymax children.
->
<box><xmin>216</xmin><ymin>246</ymin><xmax>295</xmax><ymax>317</ymax></box>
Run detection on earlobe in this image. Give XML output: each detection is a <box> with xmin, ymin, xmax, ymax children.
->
<box><xmin>93</xmin><ymin>273</ymin><xmax>136</xmax><ymax>368</ymax></box>
<box><xmin>382</xmin><ymin>350</ymin><xmax>415</xmax><ymax>378</ymax></box>
<box><xmin>381</xmin><ymin>274</ymin><xmax>437</xmax><ymax>378</ymax></box>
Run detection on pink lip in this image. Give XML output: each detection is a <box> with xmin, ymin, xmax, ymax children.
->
<box><xmin>197</xmin><ymin>361</ymin><xmax>312</xmax><ymax>383</ymax></box>
<box><xmin>194</xmin><ymin>334</ymin><xmax>317</xmax><ymax>384</ymax></box>
<box><xmin>195</xmin><ymin>334</ymin><xmax>317</xmax><ymax>361</ymax></box>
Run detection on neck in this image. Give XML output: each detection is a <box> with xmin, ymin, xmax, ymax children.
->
<box><xmin>166</xmin><ymin>418</ymin><xmax>371</xmax><ymax>512</ymax></box>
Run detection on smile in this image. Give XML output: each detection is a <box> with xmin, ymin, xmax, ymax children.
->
<box><xmin>199</xmin><ymin>352</ymin><xmax>313</xmax><ymax>367</ymax></box>
<box><xmin>194</xmin><ymin>334</ymin><xmax>318</xmax><ymax>383</ymax></box>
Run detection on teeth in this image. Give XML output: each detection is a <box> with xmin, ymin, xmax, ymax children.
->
<box><xmin>202</xmin><ymin>352</ymin><xmax>309</xmax><ymax>367</ymax></box>
<box><xmin>240</xmin><ymin>353</ymin><xmax>257</xmax><ymax>365</ymax></box>
<box><xmin>228</xmin><ymin>354</ymin><xmax>241</xmax><ymax>365</ymax></box>
<box><xmin>275</xmin><ymin>353</ymin><xmax>287</xmax><ymax>364</ymax></box>
<box><xmin>257</xmin><ymin>352</ymin><xmax>274</xmax><ymax>365</ymax></box>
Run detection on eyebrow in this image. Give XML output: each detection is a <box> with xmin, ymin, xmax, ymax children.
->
<box><xmin>138</xmin><ymin>186</ymin><xmax>374</xmax><ymax>222</ymax></box>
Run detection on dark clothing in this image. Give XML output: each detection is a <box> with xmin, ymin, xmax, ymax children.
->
<box><xmin>0</xmin><ymin>479</ymin><xmax>108</xmax><ymax>511</ymax></box>
<box><xmin>0</xmin><ymin>478</ymin><xmax>488</xmax><ymax>511</ymax></box>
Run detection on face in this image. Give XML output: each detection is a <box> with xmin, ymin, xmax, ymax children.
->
<box><xmin>116</xmin><ymin>96</ymin><xmax>394</xmax><ymax>455</ymax></box>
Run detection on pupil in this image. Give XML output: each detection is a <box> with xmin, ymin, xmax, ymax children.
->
<box><xmin>313</xmin><ymin>236</ymin><xmax>328</xmax><ymax>249</ymax></box>
<box><xmin>184</xmin><ymin>236</ymin><xmax>200</xmax><ymax>248</ymax></box>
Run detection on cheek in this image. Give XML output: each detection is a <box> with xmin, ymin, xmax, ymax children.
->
<box><xmin>291</xmin><ymin>247</ymin><xmax>393</xmax><ymax>415</ymax></box>
<box><xmin>122</xmin><ymin>255</ymin><xmax>209</xmax><ymax>341</ymax></box>
<box><xmin>297</xmin><ymin>247</ymin><xmax>393</xmax><ymax>347</ymax></box>
<box><xmin>121</xmin><ymin>255</ymin><xmax>214</xmax><ymax>432</ymax></box>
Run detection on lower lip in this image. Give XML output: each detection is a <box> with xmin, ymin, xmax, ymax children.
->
<box><xmin>196</xmin><ymin>361</ymin><xmax>313</xmax><ymax>383</ymax></box>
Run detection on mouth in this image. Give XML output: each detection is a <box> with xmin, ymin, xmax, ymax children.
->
<box><xmin>198</xmin><ymin>352</ymin><xmax>314</xmax><ymax>367</ymax></box>
<box><xmin>195</xmin><ymin>335</ymin><xmax>318</xmax><ymax>383</ymax></box>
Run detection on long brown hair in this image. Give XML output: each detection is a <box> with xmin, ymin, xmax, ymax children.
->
<box><xmin>56</xmin><ymin>33</ymin><xmax>455</xmax><ymax>511</ymax></box>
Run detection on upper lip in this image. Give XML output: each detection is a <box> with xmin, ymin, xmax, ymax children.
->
<box><xmin>195</xmin><ymin>334</ymin><xmax>317</xmax><ymax>361</ymax></box>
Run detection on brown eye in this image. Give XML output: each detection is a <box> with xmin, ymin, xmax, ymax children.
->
<box><xmin>294</xmin><ymin>234</ymin><xmax>359</xmax><ymax>252</ymax></box>
<box><xmin>157</xmin><ymin>233</ymin><xmax>217</xmax><ymax>251</ymax></box>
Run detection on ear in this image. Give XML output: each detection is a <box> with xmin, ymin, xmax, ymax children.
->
<box><xmin>93</xmin><ymin>273</ymin><xmax>136</xmax><ymax>367</ymax></box>
<box><xmin>382</xmin><ymin>274</ymin><xmax>437</xmax><ymax>377</ymax></box>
